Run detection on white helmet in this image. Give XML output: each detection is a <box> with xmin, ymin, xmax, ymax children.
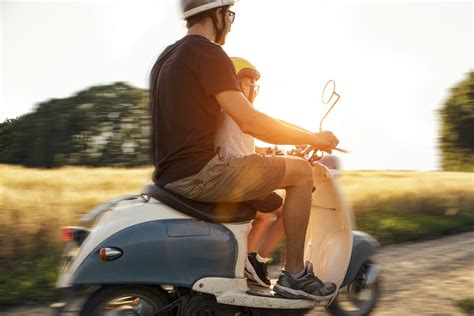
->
<box><xmin>181</xmin><ymin>0</ymin><xmax>237</xmax><ymax>19</ymax></box>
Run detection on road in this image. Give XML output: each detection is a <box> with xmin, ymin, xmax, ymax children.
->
<box><xmin>2</xmin><ymin>232</ymin><xmax>473</xmax><ymax>316</ymax></box>
<box><xmin>366</xmin><ymin>232</ymin><xmax>474</xmax><ymax>316</ymax></box>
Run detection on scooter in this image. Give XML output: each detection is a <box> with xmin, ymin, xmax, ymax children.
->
<box><xmin>52</xmin><ymin>81</ymin><xmax>381</xmax><ymax>316</ymax></box>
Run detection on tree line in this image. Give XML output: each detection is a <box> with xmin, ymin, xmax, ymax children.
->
<box><xmin>0</xmin><ymin>82</ymin><xmax>150</xmax><ymax>167</ymax></box>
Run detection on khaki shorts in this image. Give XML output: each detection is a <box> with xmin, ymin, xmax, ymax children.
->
<box><xmin>164</xmin><ymin>154</ymin><xmax>286</xmax><ymax>203</ymax></box>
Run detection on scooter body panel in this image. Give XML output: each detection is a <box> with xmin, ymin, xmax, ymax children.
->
<box><xmin>58</xmin><ymin>200</ymin><xmax>189</xmax><ymax>287</ymax></box>
<box><xmin>72</xmin><ymin>219</ymin><xmax>238</xmax><ymax>287</ymax></box>
<box><xmin>304</xmin><ymin>163</ymin><xmax>353</xmax><ymax>290</ymax></box>
<box><xmin>57</xmin><ymin>198</ymin><xmax>252</xmax><ymax>288</ymax></box>
<box><xmin>341</xmin><ymin>230</ymin><xmax>380</xmax><ymax>287</ymax></box>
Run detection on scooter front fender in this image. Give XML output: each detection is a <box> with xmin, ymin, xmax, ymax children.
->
<box><xmin>341</xmin><ymin>231</ymin><xmax>380</xmax><ymax>287</ymax></box>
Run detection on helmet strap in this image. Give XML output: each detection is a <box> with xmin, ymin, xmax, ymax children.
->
<box><xmin>209</xmin><ymin>8</ymin><xmax>227</xmax><ymax>44</ymax></box>
<box><xmin>240</xmin><ymin>82</ymin><xmax>254</xmax><ymax>102</ymax></box>
<box><xmin>249</xmin><ymin>87</ymin><xmax>254</xmax><ymax>102</ymax></box>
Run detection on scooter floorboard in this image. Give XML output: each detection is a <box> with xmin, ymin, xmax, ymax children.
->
<box><xmin>246</xmin><ymin>279</ymin><xmax>321</xmax><ymax>302</ymax></box>
<box><xmin>246</xmin><ymin>283</ymin><xmax>279</xmax><ymax>298</ymax></box>
<box><xmin>196</xmin><ymin>277</ymin><xmax>319</xmax><ymax>309</ymax></box>
<box><xmin>224</xmin><ymin>288</ymin><xmax>318</xmax><ymax>309</ymax></box>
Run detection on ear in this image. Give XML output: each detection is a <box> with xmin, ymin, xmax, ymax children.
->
<box><xmin>211</xmin><ymin>7</ymin><xmax>222</xmax><ymax>22</ymax></box>
<box><xmin>213</xmin><ymin>7</ymin><xmax>223</xmax><ymax>17</ymax></box>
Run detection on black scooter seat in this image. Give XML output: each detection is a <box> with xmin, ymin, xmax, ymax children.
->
<box><xmin>141</xmin><ymin>184</ymin><xmax>257</xmax><ymax>223</ymax></box>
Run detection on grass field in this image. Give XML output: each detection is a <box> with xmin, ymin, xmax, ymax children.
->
<box><xmin>0</xmin><ymin>164</ymin><xmax>473</xmax><ymax>306</ymax></box>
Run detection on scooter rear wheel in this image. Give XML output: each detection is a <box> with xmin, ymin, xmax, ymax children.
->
<box><xmin>79</xmin><ymin>285</ymin><xmax>172</xmax><ymax>316</ymax></box>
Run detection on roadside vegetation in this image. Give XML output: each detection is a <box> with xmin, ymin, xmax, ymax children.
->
<box><xmin>458</xmin><ymin>298</ymin><xmax>474</xmax><ymax>315</ymax></box>
<box><xmin>0</xmin><ymin>164</ymin><xmax>473</xmax><ymax>306</ymax></box>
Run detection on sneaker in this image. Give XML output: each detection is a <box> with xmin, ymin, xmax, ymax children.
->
<box><xmin>245</xmin><ymin>252</ymin><xmax>271</xmax><ymax>288</ymax></box>
<box><xmin>273</xmin><ymin>261</ymin><xmax>337</xmax><ymax>300</ymax></box>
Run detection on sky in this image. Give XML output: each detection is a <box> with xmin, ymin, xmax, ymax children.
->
<box><xmin>1</xmin><ymin>0</ymin><xmax>472</xmax><ymax>170</ymax></box>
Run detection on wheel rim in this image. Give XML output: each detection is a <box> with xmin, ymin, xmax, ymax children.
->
<box><xmin>100</xmin><ymin>293</ymin><xmax>161</xmax><ymax>316</ymax></box>
<box><xmin>337</xmin><ymin>265</ymin><xmax>377</xmax><ymax>313</ymax></box>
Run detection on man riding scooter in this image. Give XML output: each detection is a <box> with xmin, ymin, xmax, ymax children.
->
<box><xmin>150</xmin><ymin>0</ymin><xmax>340</xmax><ymax>300</ymax></box>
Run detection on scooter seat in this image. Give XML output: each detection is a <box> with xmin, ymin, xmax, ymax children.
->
<box><xmin>141</xmin><ymin>184</ymin><xmax>257</xmax><ymax>223</ymax></box>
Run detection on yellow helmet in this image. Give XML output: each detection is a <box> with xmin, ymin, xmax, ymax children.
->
<box><xmin>230</xmin><ymin>57</ymin><xmax>260</xmax><ymax>81</ymax></box>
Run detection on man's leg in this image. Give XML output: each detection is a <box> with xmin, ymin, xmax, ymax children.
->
<box><xmin>277</xmin><ymin>157</ymin><xmax>314</xmax><ymax>274</ymax></box>
<box><xmin>258</xmin><ymin>208</ymin><xmax>284</xmax><ymax>258</ymax></box>
<box><xmin>273</xmin><ymin>156</ymin><xmax>336</xmax><ymax>300</ymax></box>
<box><xmin>245</xmin><ymin>212</ymin><xmax>275</xmax><ymax>287</ymax></box>
<box><xmin>247</xmin><ymin>212</ymin><xmax>273</xmax><ymax>253</ymax></box>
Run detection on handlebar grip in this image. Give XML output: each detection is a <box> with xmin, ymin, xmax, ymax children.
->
<box><xmin>333</xmin><ymin>147</ymin><xmax>349</xmax><ymax>154</ymax></box>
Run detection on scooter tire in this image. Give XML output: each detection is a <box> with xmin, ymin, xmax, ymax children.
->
<box><xmin>327</xmin><ymin>261</ymin><xmax>381</xmax><ymax>316</ymax></box>
<box><xmin>79</xmin><ymin>285</ymin><xmax>171</xmax><ymax>316</ymax></box>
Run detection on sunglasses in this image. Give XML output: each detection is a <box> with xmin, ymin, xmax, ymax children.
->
<box><xmin>244</xmin><ymin>83</ymin><xmax>260</xmax><ymax>94</ymax></box>
<box><xmin>226</xmin><ymin>10</ymin><xmax>236</xmax><ymax>24</ymax></box>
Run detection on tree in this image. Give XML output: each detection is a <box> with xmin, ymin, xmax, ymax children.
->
<box><xmin>439</xmin><ymin>71</ymin><xmax>474</xmax><ymax>172</ymax></box>
<box><xmin>0</xmin><ymin>118</ymin><xmax>19</xmax><ymax>162</ymax></box>
<box><xmin>1</xmin><ymin>82</ymin><xmax>151</xmax><ymax>167</ymax></box>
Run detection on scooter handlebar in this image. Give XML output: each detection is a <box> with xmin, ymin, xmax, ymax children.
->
<box><xmin>333</xmin><ymin>147</ymin><xmax>349</xmax><ymax>154</ymax></box>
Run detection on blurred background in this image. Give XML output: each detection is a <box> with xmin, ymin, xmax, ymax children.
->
<box><xmin>0</xmin><ymin>0</ymin><xmax>473</xmax><ymax>315</ymax></box>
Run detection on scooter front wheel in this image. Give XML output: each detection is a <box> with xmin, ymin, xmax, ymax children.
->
<box><xmin>327</xmin><ymin>260</ymin><xmax>380</xmax><ymax>316</ymax></box>
<box><xmin>79</xmin><ymin>285</ymin><xmax>172</xmax><ymax>316</ymax></box>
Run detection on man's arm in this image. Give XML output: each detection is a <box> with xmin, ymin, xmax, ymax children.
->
<box><xmin>277</xmin><ymin>119</ymin><xmax>311</xmax><ymax>133</ymax></box>
<box><xmin>215</xmin><ymin>90</ymin><xmax>338</xmax><ymax>150</ymax></box>
<box><xmin>254</xmin><ymin>121</ymin><xmax>311</xmax><ymax>153</ymax></box>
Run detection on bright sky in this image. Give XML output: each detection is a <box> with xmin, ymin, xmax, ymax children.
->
<box><xmin>1</xmin><ymin>0</ymin><xmax>472</xmax><ymax>170</ymax></box>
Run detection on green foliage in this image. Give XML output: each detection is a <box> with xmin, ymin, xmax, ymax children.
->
<box><xmin>457</xmin><ymin>298</ymin><xmax>474</xmax><ymax>315</ymax></box>
<box><xmin>1</xmin><ymin>82</ymin><xmax>151</xmax><ymax>167</ymax></box>
<box><xmin>439</xmin><ymin>72</ymin><xmax>474</xmax><ymax>171</ymax></box>
<box><xmin>0</xmin><ymin>256</ymin><xmax>59</xmax><ymax>306</ymax></box>
<box><xmin>355</xmin><ymin>200</ymin><xmax>474</xmax><ymax>245</ymax></box>
<box><xmin>0</xmin><ymin>118</ymin><xmax>20</xmax><ymax>162</ymax></box>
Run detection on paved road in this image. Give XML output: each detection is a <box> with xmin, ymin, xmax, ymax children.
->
<box><xmin>2</xmin><ymin>232</ymin><xmax>474</xmax><ymax>316</ymax></box>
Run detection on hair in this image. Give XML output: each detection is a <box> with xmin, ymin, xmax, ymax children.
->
<box><xmin>185</xmin><ymin>11</ymin><xmax>209</xmax><ymax>28</ymax></box>
<box><xmin>185</xmin><ymin>5</ymin><xmax>229</xmax><ymax>28</ymax></box>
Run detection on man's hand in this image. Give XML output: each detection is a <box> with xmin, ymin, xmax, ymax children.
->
<box><xmin>312</xmin><ymin>131</ymin><xmax>339</xmax><ymax>154</ymax></box>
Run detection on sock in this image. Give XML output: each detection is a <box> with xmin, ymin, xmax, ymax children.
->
<box><xmin>256</xmin><ymin>253</ymin><xmax>273</xmax><ymax>264</ymax></box>
<box><xmin>256</xmin><ymin>253</ymin><xmax>268</xmax><ymax>263</ymax></box>
<box><xmin>290</xmin><ymin>267</ymin><xmax>306</xmax><ymax>279</ymax></box>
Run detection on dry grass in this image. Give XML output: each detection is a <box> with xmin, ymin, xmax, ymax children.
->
<box><xmin>340</xmin><ymin>170</ymin><xmax>473</xmax><ymax>203</ymax></box>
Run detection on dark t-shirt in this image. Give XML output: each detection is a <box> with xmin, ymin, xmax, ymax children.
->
<box><xmin>149</xmin><ymin>35</ymin><xmax>241</xmax><ymax>186</ymax></box>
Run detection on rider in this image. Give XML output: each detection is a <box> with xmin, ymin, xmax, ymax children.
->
<box><xmin>149</xmin><ymin>0</ymin><xmax>339</xmax><ymax>300</ymax></box>
<box><xmin>214</xmin><ymin>57</ymin><xmax>285</xmax><ymax>288</ymax></box>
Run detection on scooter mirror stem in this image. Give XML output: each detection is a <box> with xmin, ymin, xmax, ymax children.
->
<box><xmin>319</xmin><ymin>92</ymin><xmax>340</xmax><ymax>132</ymax></box>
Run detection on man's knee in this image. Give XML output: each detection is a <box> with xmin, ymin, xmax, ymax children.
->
<box><xmin>279</xmin><ymin>157</ymin><xmax>313</xmax><ymax>188</ymax></box>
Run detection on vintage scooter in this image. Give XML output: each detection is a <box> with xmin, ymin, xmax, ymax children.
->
<box><xmin>53</xmin><ymin>81</ymin><xmax>381</xmax><ymax>316</ymax></box>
